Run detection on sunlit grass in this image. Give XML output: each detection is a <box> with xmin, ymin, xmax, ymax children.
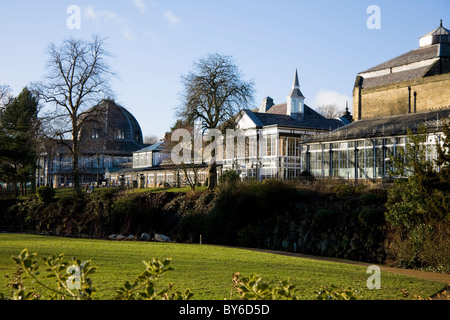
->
<box><xmin>0</xmin><ymin>233</ymin><xmax>445</xmax><ymax>300</ymax></box>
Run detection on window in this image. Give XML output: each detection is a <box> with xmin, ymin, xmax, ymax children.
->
<box><xmin>266</xmin><ymin>136</ymin><xmax>274</xmax><ymax>156</ymax></box>
<box><xmin>323</xmin><ymin>144</ymin><xmax>331</xmax><ymax>177</ymax></box>
<box><xmin>365</xmin><ymin>147</ymin><xmax>374</xmax><ymax>178</ymax></box>
<box><xmin>287</xmin><ymin>138</ymin><xmax>296</xmax><ymax>157</ymax></box>
<box><xmin>91</xmin><ymin>128</ymin><xmax>99</xmax><ymax>139</ymax></box>
<box><xmin>115</xmin><ymin>129</ymin><xmax>125</xmax><ymax>140</ymax></box>
<box><xmin>348</xmin><ymin>148</ymin><xmax>356</xmax><ymax>179</ymax></box>
<box><xmin>332</xmin><ymin>149</ymin><xmax>340</xmax><ymax>177</ymax></box>
<box><xmin>339</xmin><ymin>148</ymin><xmax>348</xmax><ymax>178</ymax></box>
<box><xmin>375</xmin><ymin>145</ymin><xmax>384</xmax><ymax>178</ymax></box>
<box><xmin>146</xmin><ymin>152</ymin><xmax>152</xmax><ymax>167</ymax></box>
<box><xmin>357</xmin><ymin>147</ymin><xmax>365</xmax><ymax>178</ymax></box>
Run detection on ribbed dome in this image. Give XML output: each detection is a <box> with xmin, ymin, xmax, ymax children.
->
<box><xmin>79</xmin><ymin>99</ymin><xmax>145</xmax><ymax>156</ymax></box>
<box><xmin>82</xmin><ymin>99</ymin><xmax>143</xmax><ymax>143</ymax></box>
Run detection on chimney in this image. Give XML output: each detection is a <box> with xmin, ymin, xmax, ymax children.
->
<box><xmin>259</xmin><ymin>96</ymin><xmax>274</xmax><ymax>113</ymax></box>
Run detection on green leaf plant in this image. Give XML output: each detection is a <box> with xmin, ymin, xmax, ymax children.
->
<box><xmin>1</xmin><ymin>249</ymin><xmax>356</xmax><ymax>301</ymax></box>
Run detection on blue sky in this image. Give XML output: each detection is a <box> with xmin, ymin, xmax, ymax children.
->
<box><xmin>1</xmin><ymin>0</ymin><xmax>449</xmax><ymax>138</ymax></box>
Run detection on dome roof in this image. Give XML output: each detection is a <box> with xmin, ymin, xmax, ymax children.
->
<box><xmin>81</xmin><ymin>99</ymin><xmax>145</xmax><ymax>155</ymax></box>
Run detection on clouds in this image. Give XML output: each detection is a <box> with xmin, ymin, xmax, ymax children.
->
<box><xmin>313</xmin><ymin>89</ymin><xmax>352</xmax><ymax>111</ymax></box>
<box><xmin>83</xmin><ymin>6</ymin><xmax>136</xmax><ymax>41</ymax></box>
<box><xmin>163</xmin><ymin>10</ymin><xmax>181</xmax><ymax>27</ymax></box>
<box><xmin>82</xmin><ymin>2</ymin><xmax>181</xmax><ymax>42</ymax></box>
<box><xmin>131</xmin><ymin>0</ymin><xmax>147</xmax><ymax>14</ymax></box>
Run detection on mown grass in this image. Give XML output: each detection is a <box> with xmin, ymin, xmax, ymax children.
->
<box><xmin>126</xmin><ymin>186</ymin><xmax>207</xmax><ymax>194</ymax></box>
<box><xmin>12</xmin><ymin>186</ymin><xmax>207</xmax><ymax>201</ymax></box>
<box><xmin>0</xmin><ymin>233</ymin><xmax>445</xmax><ymax>300</ymax></box>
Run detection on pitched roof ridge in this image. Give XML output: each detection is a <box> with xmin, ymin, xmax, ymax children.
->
<box><xmin>360</xmin><ymin>44</ymin><xmax>442</xmax><ymax>73</ymax></box>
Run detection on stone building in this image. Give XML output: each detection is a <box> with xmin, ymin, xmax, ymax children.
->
<box><xmin>220</xmin><ymin>69</ymin><xmax>346</xmax><ymax>180</ymax></box>
<box><xmin>353</xmin><ymin>20</ymin><xmax>450</xmax><ymax>120</ymax></box>
<box><xmin>302</xmin><ymin>21</ymin><xmax>450</xmax><ymax>180</ymax></box>
<box><xmin>61</xmin><ymin>21</ymin><xmax>450</xmax><ymax>186</ymax></box>
<box><xmin>37</xmin><ymin>99</ymin><xmax>146</xmax><ymax>188</ymax></box>
<box><xmin>105</xmin><ymin>70</ymin><xmax>348</xmax><ymax>186</ymax></box>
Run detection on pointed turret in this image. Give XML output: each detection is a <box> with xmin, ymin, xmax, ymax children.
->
<box><xmin>287</xmin><ymin>69</ymin><xmax>305</xmax><ymax>120</ymax></box>
<box><xmin>289</xmin><ymin>69</ymin><xmax>305</xmax><ymax>99</ymax></box>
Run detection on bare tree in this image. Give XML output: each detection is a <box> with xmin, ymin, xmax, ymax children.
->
<box><xmin>0</xmin><ymin>85</ymin><xmax>13</xmax><ymax>111</ymax></box>
<box><xmin>176</xmin><ymin>53</ymin><xmax>255</xmax><ymax>190</ymax></box>
<box><xmin>317</xmin><ymin>103</ymin><xmax>344</xmax><ymax>119</ymax></box>
<box><xmin>34</xmin><ymin>36</ymin><xmax>115</xmax><ymax>193</ymax></box>
<box><xmin>163</xmin><ymin>121</ymin><xmax>202</xmax><ymax>192</ymax></box>
<box><xmin>144</xmin><ymin>134</ymin><xmax>160</xmax><ymax>145</ymax></box>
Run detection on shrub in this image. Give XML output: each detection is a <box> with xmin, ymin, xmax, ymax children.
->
<box><xmin>314</xmin><ymin>209</ymin><xmax>337</xmax><ymax>224</ymax></box>
<box><xmin>1</xmin><ymin>249</ymin><xmax>192</xmax><ymax>300</ymax></box>
<box><xmin>219</xmin><ymin>169</ymin><xmax>240</xmax><ymax>185</ymax></box>
<box><xmin>110</xmin><ymin>196</ymin><xmax>136</xmax><ymax>234</ymax></box>
<box><xmin>176</xmin><ymin>212</ymin><xmax>206</xmax><ymax>243</ymax></box>
<box><xmin>333</xmin><ymin>183</ymin><xmax>355</xmax><ymax>199</ymax></box>
<box><xmin>231</xmin><ymin>272</ymin><xmax>300</xmax><ymax>300</ymax></box>
<box><xmin>358</xmin><ymin>207</ymin><xmax>384</xmax><ymax>226</ymax></box>
<box><xmin>1</xmin><ymin>249</ymin><xmax>358</xmax><ymax>301</ymax></box>
<box><xmin>36</xmin><ymin>186</ymin><xmax>55</xmax><ymax>204</ymax></box>
<box><xmin>236</xmin><ymin>225</ymin><xmax>264</xmax><ymax>248</ymax></box>
<box><xmin>358</xmin><ymin>192</ymin><xmax>377</xmax><ymax>206</ymax></box>
<box><xmin>315</xmin><ymin>285</ymin><xmax>358</xmax><ymax>300</ymax></box>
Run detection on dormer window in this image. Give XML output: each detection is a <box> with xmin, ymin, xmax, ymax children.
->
<box><xmin>115</xmin><ymin>129</ymin><xmax>125</xmax><ymax>140</ymax></box>
<box><xmin>91</xmin><ymin>128</ymin><xmax>99</xmax><ymax>139</ymax></box>
<box><xmin>134</xmin><ymin>131</ymin><xmax>141</xmax><ymax>142</ymax></box>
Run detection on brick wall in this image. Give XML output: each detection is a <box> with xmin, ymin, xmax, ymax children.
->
<box><xmin>353</xmin><ymin>73</ymin><xmax>450</xmax><ymax>120</ymax></box>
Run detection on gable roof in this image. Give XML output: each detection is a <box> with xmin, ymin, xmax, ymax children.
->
<box><xmin>361</xmin><ymin>44</ymin><xmax>445</xmax><ymax>74</ymax></box>
<box><xmin>134</xmin><ymin>141</ymin><xmax>165</xmax><ymax>153</ymax></box>
<box><xmin>242</xmin><ymin>104</ymin><xmax>344</xmax><ymax>131</ymax></box>
<box><xmin>356</xmin><ymin>42</ymin><xmax>450</xmax><ymax>88</ymax></box>
<box><xmin>360</xmin><ymin>65</ymin><xmax>433</xmax><ymax>89</ymax></box>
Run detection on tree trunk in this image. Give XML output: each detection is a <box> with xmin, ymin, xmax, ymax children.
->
<box><xmin>208</xmin><ymin>162</ymin><xmax>217</xmax><ymax>190</ymax></box>
<box><xmin>72</xmin><ymin>125</ymin><xmax>82</xmax><ymax>195</ymax></box>
<box><xmin>31</xmin><ymin>165</ymin><xmax>36</xmax><ymax>194</ymax></box>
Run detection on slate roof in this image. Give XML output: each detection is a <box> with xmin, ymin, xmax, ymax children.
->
<box><xmin>86</xmin><ymin>99</ymin><xmax>144</xmax><ymax>144</ymax></box>
<box><xmin>242</xmin><ymin>103</ymin><xmax>344</xmax><ymax>131</ymax></box>
<box><xmin>361</xmin><ymin>44</ymin><xmax>445</xmax><ymax>73</ymax></box>
<box><xmin>303</xmin><ymin>109</ymin><xmax>450</xmax><ymax>143</ymax></box>
<box><xmin>360</xmin><ymin>65</ymin><xmax>433</xmax><ymax>89</ymax></box>
<box><xmin>134</xmin><ymin>141</ymin><xmax>165</xmax><ymax>153</ymax></box>
<box><xmin>356</xmin><ymin>42</ymin><xmax>450</xmax><ymax>88</ymax></box>
<box><xmin>103</xmin><ymin>140</ymin><xmax>147</xmax><ymax>155</ymax></box>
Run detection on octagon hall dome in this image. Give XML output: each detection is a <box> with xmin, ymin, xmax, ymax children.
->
<box><xmin>81</xmin><ymin>99</ymin><xmax>145</xmax><ymax>156</ymax></box>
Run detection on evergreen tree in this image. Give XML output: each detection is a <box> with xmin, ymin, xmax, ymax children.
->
<box><xmin>0</xmin><ymin>87</ymin><xmax>39</xmax><ymax>196</ymax></box>
<box><xmin>385</xmin><ymin>122</ymin><xmax>450</xmax><ymax>270</ymax></box>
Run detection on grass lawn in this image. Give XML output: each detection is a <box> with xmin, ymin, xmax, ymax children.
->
<box><xmin>49</xmin><ymin>186</ymin><xmax>207</xmax><ymax>198</ymax></box>
<box><xmin>126</xmin><ymin>186</ymin><xmax>208</xmax><ymax>194</ymax></box>
<box><xmin>0</xmin><ymin>233</ymin><xmax>446</xmax><ymax>300</ymax></box>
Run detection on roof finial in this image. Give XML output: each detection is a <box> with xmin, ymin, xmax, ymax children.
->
<box><xmin>293</xmin><ymin>69</ymin><xmax>300</xmax><ymax>88</ymax></box>
<box><xmin>440</xmin><ymin>19</ymin><xmax>443</xmax><ymax>27</ymax></box>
